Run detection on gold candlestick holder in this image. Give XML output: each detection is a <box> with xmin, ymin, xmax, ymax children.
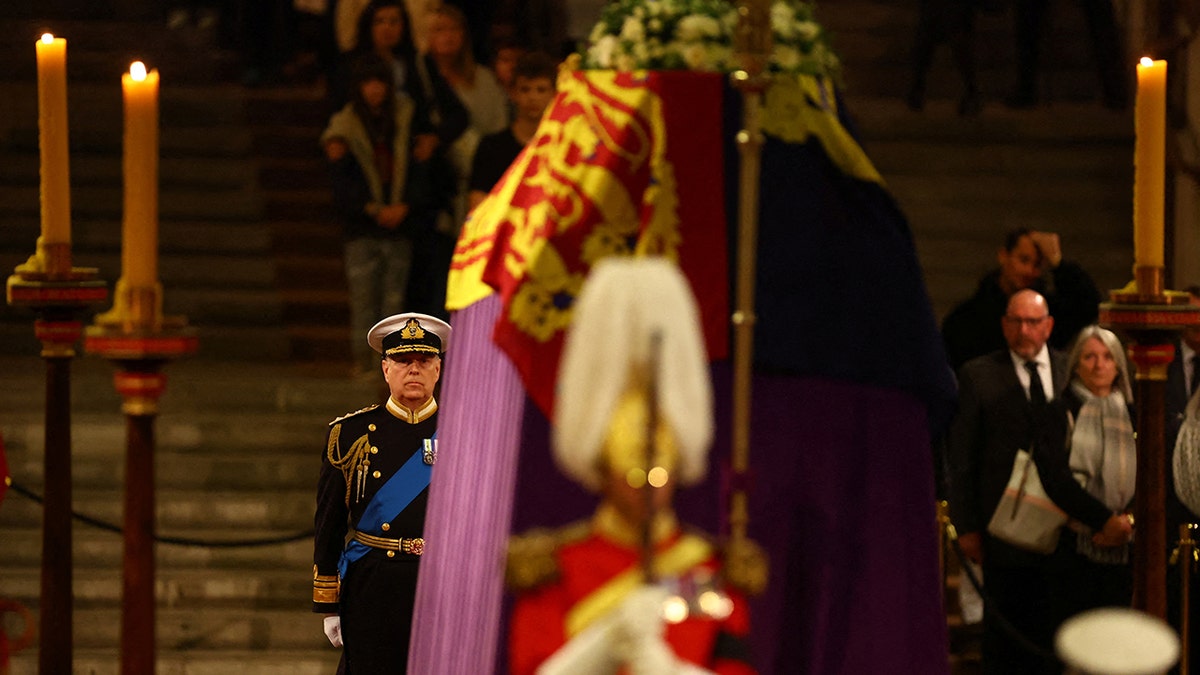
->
<box><xmin>84</xmin><ymin>281</ymin><xmax>196</xmax><ymax>675</ymax></box>
<box><xmin>6</xmin><ymin>238</ymin><xmax>108</xmax><ymax>675</ymax></box>
<box><xmin>1100</xmin><ymin>266</ymin><xmax>1200</xmax><ymax>619</ymax></box>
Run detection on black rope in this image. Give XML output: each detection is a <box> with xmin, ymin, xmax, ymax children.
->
<box><xmin>7</xmin><ymin>480</ymin><xmax>314</xmax><ymax>548</ymax></box>
<box><xmin>943</xmin><ymin>523</ymin><xmax>1060</xmax><ymax>666</ymax></box>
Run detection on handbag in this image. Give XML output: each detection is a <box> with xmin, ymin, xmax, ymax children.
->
<box><xmin>987</xmin><ymin>448</ymin><xmax>1068</xmax><ymax>554</ymax></box>
<box><xmin>1174</xmin><ymin>389</ymin><xmax>1200</xmax><ymax>517</ymax></box>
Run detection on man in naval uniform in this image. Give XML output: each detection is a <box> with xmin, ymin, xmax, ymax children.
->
<box><xmin>312</xmin><ymin>312</ymin><xmax>451</xmax><ymax>673</ymax></box>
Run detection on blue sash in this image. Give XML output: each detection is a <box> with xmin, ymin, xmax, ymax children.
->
<box><xmin>338</xmin><ymin>432</ymin><xmax>436</xmax><ymax>578</ymax></box>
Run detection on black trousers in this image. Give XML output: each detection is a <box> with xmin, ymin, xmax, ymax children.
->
<box><xmin>981</xmin><ymin>560</ymin><xmax>1057</xmax><ymax>675</ymax></box>
<box><xmin>339</xmin><ymin>553</ymin><xmax>421</xmax><ymax>674</ymax></box>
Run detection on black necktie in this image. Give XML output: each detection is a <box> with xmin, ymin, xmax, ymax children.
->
<box><xmin>1025</xmin><ymin>361</ymin><xmax>1046</xmax><ymax>408</ymax></box>
<box><xmin>1191</xmin><ymin>355</ymin><xmax>1200</xmax><ymax>396</ymax></box>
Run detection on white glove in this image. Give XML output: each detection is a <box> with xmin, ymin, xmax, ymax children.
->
<box><xmin>616</xmin><ymin>585</ymin><xmax>669</xmax><ymax>641</ymax></box>
<box><xmin>614</xmin><ymin>586</ymin><xmax>678</xmax><ymax>675</ymax></box>
<box><xmin>624</xmin><ymin>635</ymin><xmax>680</xmax><ymax>675</ymax></box>
<box><xmin>323</xmin><ymin>615</ymin><xmax>343</xmax><ymax>647</ymax></box>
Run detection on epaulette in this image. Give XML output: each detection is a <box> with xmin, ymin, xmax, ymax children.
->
<box><xmin>328</xmin><ymin>404</ymin><xmax>379</xmax><ymax>427</ymax></box>
<box><xmin>505</xmin><ymin>521</ymin><xmax>591</xmax><ymax>592</ymax></box>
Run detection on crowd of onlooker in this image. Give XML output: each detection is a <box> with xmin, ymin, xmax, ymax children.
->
<box><xmin>164</xmin><ymin>0</ymin><xmax>585</xmax><ymax>374</ymax></box>
<box><xmin>939</xmin><ymin>228</ymin><xmax>1200</xmax><ymax>673</ymax></box>
<box><xmin>313</xmin><ymin>0</ymin><xmax>574</xmax><ymax>374</ymax></box>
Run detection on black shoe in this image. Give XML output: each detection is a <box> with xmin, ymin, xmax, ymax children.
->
<box><xmin>958</xmin><ymin>91</ymin><xmax>982</xmax><ymax>117</ymax></box>
<box><xmin>1003</xmin><ymin>91</ymin><xmax>1038</xmax><ymax>109</ymax></box>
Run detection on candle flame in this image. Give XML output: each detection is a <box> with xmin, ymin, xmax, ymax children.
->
<box><xmin>130</xmin><ymin>61</ymin><xmax>147</xmax><ymax>81</ymax></box>
<box><xmin>40</xmin><ymin>33</ymin><xmax>54</xmax><ymax>44</ymax></box>
<box><xmin>1141</xmin><ymin>56</ymin><xmax>1155</xmax><ymax>67</ymax></box>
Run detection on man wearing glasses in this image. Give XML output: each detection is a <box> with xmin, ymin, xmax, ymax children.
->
<box><xmin>946</xmin><ymin>289</ymin><xmax>1069</xmax><ymax>674</ymax></box>
<box><xmin>312</xmin><ymin>312</ymin><xmax>451</xmax><ymax>672</ymax></box>
<box><xmin>942</xmin><ymin>228</ymin><xmax>1101</xmax><ymax>372</ymax></box>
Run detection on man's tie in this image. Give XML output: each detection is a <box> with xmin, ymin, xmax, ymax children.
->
<box><xmin>1190</xmin><ymin>355</ymin><xmax>1200</xmax><ymax>396</ymax></box>
<box><xmin>1025</xmin><ymin>361</ymin><xmax>1047</xmax><ymax>407</ymax></box>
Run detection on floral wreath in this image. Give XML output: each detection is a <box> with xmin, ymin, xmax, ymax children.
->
<box><xmin>581</xmin><ymin>0</ymin><xmax>840</xmax><ymax>80</ymax></box>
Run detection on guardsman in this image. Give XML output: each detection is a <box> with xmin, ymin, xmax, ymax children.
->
<box><xmin>506</xmin><ymin>259</ymin><xmax>760</xmax><ymax>675</ymax></box>
<box><xmin>312</xmin><ymin>312</ymin><xmax>451</xmax><ymax>673</ymax></box>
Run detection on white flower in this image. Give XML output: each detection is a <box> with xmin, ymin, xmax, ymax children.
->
<box><xmin>676</xmin><ymin>15</ymin><xmax>706</xmax><ymax>41</ymax></box>
<box><xmin>589</xmin><ymin>35</ymin><xmax>619</xmax><ymax>68</ymax></box>
<box><xmin>772</xmin><ymin>44</ymin><xmax>801</xmax><ymax>70</ymax></box>
<box><xmin>620</xmin><ymin>16</ymin><xmax>646</xmax><ymax>42</ymax></box>
<box><xmin>794</xmin><ymin>20</ymin><xmax>819</xmax><ymax>41</ymax></box>
<box><xmin>770</xmin><ymin>1</ymin><xmax>795</xmax><ymax>29</ymax></box>
<box><xmin>580</xmin><ymin>0</ymin><xmax>838</xmax><ymax>79</ymax></box>
<box><xmin>682</xmin><ymin>42</ymin><xmax>710</xmax><ymax>70</ymax></box>
<box><xmin>589</xmin><ymin>21</ymin><xmax>608</xmax><ymax>44</ymax></box>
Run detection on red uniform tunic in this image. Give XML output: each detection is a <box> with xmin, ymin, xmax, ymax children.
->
<box><xmin>509</xmin><ymin>515</ymin><xmax>756</xmax><ymax>675</ymax></box>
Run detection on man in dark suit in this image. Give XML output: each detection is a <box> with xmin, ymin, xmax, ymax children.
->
<box><xmin>1166</xmin><ymin>287</ymin><xmax>1200</xmax><ymax>668</ymax></box>
<box><xmin>946</xmin><ymin>289</ymin><xmax>1069</xmax><ymax>674</ymax></box>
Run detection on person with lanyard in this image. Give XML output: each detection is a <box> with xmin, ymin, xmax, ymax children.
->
<box><xmin>312</xmin><ymin>312</ymin><xmax>451</xmax><ymax>673</ymax></box>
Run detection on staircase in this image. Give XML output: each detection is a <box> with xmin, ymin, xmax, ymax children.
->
<box><xmin>0</xmin><ymin>14</ymin><xmax>356</xmax><ymax>675</ymax></box>
<box><xmin>0</xmin><ymin>1</ymin><xmax>1141</xmax><ymax>674</ymax></box>
<box><xmin>821</xmin><ymin>0</ymin><xmax>1136</xmax><ymax>318</ymax></box>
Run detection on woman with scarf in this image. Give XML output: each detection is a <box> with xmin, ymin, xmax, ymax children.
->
<box><xmin>1034</xmin><ymin>325</ymin><xmax>1137</xmax><ymax>628</ymax></box>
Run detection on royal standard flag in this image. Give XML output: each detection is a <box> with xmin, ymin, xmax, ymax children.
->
<box><xmin>448</xmin><ymin>68</ymin><xmax>728</xmax><ymax>418</ymax></box>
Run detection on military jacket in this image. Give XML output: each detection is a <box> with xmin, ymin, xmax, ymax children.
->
<box><xmin>312</xmin><ymin>397</ymin><xmax>438</xmax><ymax>612</ymax></box>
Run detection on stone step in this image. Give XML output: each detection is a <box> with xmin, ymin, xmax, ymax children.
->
<box><xmin>0</xmin><ymin>488</ymin><xmax>314</xmax><ymax>531</ymax></box>
<box><xmin>868</xmin><ymin>139</ymin><xmax>1133</xmax><ymax>180</ymax></box>
<box><xmin>8</xmin><ymin>649</ymin><xmax>340</xmax><ymax>675</ymax></box>
<box><xmin>3</xmin><ymin>528</ymin><xmax>313</xmax><ymax>570</ymax></box>
<box><xmin>0</xmin><ymin>607</ymin><xmax>330</xmax><ymax>652</ymax></box>
<box><xmin>0</xmin><ymin>184</ymin><xmax>263</xmax><ymax>221</ymax></box>
<box><xmin>0</xmin><ymin>216</ymin><xmax>272</xmax><ymax>254</ymax></box>
<box><xmin>0</xmin><ymin>152</ymin><xmax>258</xmax><ymax>189</ymax></box>
<box><xmin>5</xmin><ymin>446</ymin><xmax>320</xmax><ymax>491</ymax></box>
<box><xmin>0</xmin><ymin>357</ymin><xmax>377</xmax><ymax>415</ymax></box>
<box><xmin>0</xmin><ymin>566</ymin><xmax>310</xmax><ymax>607</ymax></box>
<box><xmin>0</xmin><ymin>20</ymin><xmax>240</xmax><ymax>85</ymax></box>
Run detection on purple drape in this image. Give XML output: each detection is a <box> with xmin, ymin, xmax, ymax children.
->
<box><xmin>408</xmin><ymin>294</ymin><xmax>527</xmax><ymax>674</ymax></box>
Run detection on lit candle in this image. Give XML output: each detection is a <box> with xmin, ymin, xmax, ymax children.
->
<box><xmin>35</xmin><ymin>33</ymin><xmax>71</xmax><ymax>245</ymax></box>
<box><xmin>120</xmin><ymin>61</ymin><xmax>159</xmax><ymax>289</ymax></box>
<box><xmin>1133</xmin><ymin>57</ymin><xmax>1166</xmax><ymax>270</ymax></box>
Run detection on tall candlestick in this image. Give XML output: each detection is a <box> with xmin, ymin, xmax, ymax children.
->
<box><xmin>1134</xmin><ymin>57</ymin><xmax>1166</xmax><ymax>271</ymax></box>
<box><xmin>120</xmin><ymin>61</ymin><xmax>159</xmax><ymax>290</ymax></box>
<box><xmin>36</xmin><ymin>34</ymin><xmax>71</xmax><ymax>246</ymax></box>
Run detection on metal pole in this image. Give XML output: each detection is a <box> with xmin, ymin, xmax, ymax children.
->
<box><xmin>39</xmin><ymin>345</ymin><xmax>74</xmax><ymax>675</ymax></box>
<box><xmin>121</xmin><ymin>402</ymin><xmax>157</xmax><ymax>675</ymax></box>
<box><xmin>729</xmin><ymin>0</ymin><xmax>771</xmax><ymax>549</ymax></box>
<box><xmin>8</xmin><ymin>247</ymin><xmax>108</xmax><ymax>674</ymax></box>
<box><xmin>1179</xmin><ymin>523</ymin><xmax>1197</xmax><ymax>674</ymax></box>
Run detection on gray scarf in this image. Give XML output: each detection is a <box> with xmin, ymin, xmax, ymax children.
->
<box><xmin>1068</xmin><ymin>381</ymin><xmax>1136</xmax><ymax>564</ymax></box>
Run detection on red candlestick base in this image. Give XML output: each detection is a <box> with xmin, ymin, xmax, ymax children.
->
<box><xmin>1100</xmin><ymin>281</ymin><xmax>1200</xmax><ymax>620</ymax></box>
<box><xmin>84</xmin><ymin>318</ymin><xmax>196</xmax><ymax>675</ymax></box>
<box><xmin>7</xmin><ymin>261</ymin><xmax>108</xmax><ymax>675</ymax></box>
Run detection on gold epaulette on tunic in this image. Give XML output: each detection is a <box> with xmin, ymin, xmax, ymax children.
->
<box><xmin>313</xmin><ymin>565</ymin><xmax>340</xmax><ymax>604</ymax></box>
<box><xmin>505</xmin><ymin>521</ymin><xmax>590</xmax><ymax>592</ymax></box>
<box><xmin>328</xmin><ymin>403</ymin><xmax>379</xmax><ymax>427</ymax></box>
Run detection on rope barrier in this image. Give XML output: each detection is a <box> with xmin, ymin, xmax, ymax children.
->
<box><xmin>941</xmin><ymin>518</ymin><xmax>1060</xmax><ymax>667</ymax></box>
<box><xmin>6</xmin><ymin>480</ymin><xmax>314</xmax><ymax>548</ymax></box>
